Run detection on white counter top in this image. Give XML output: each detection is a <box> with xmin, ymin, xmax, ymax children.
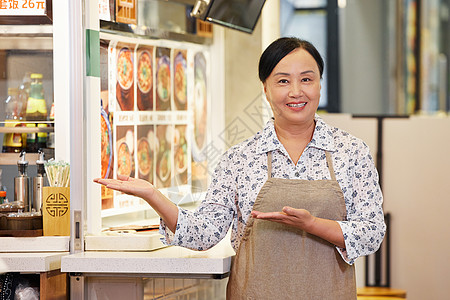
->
<box><xmin>0</xmin><ymin>236</ymin><xmax>70</xmax><ymax>252</ymax></box>
<box><xmin>62</xmin><ymin>241</ymin><xmax>235</xmax><ymax>277</ymax></box>
<box><xmin>0</xmin><ymin>252</ymin><xmax>68</xmax><ymax>273</ymax></box>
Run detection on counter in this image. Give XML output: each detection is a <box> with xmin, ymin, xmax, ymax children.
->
<box><xmin>62</xmin><ymin>240</ymin><xmax>235</xmax><ymax>278</ymax></box>
<box><xmin>0</xmin><ymin>252</ymin><xmax>68</xmax><ymax>273</ymax></box>
<box><xmin>0</xmin><ymin>236</ymin><xmax>70</xmax><ymax>252</ymax></box>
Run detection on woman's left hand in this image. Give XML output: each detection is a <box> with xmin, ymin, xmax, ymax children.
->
<box><xmin>251</xmin><ymin>206</ymin><xmax>316</xmax><ymax>231</ymax></box>
<box><xmin>251</xmin><ymin>206</ymin><xmax>345</xmax><ymax>248</ymax></box>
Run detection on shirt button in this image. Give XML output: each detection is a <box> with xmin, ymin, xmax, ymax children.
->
<box><xmin>295</xmin><ymin>172</ymin><xmax>300</xmax><ymax>177</ymax></box>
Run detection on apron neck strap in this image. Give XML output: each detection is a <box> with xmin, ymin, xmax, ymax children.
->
<box><xmin>267</xmin><ymin>151</ymin><xmax>272</xmax><ymax>179</ymax></box>
<box><xmin>325</xmin><ymin>151</ymin><xmax>336</xmax><ymax>181</ymax></box>
<box><xmin>267</xmin><ymin>151</ymin><xmax>336</xmax><ymax>180</ymax></box>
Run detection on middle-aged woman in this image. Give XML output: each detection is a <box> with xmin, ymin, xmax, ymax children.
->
<box><xmin>95</xmin><ymin>37</ymin><xmax>386</xmax><ymax>299</ymax></box>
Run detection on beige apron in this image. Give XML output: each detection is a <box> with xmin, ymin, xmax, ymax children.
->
<box><xmin>227</xmin><ymin>151</ymin><xmax>356</xmax><ymax>300</ymax></box>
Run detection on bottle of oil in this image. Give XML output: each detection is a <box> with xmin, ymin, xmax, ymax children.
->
<box><xmin>18</xmin><ymin>72</ymin><xmax>31</xmax><ymax>148</ymax></box>
<box><xmin>25</xmin><ymin>73</ymin><xmax>47</xmax><ymax>152</ymax></box>
<box><xmin>33</xmin><ymin>149</ymin><xmax>45</xmax><ymax>212</ymax></box>
<box><xmin>14</xmin><ymin>150</ymin><xmax>30</xmax><ymax>211</ymax></box>
<box><xmin>2</xmin><ymin>87</ymin><xmax>25</xmax><ymax>153</ymax></box>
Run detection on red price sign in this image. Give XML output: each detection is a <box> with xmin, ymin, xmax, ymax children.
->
<box><xmin>0</xmin><ymin>0</ymin><xmax>46</xmax><ymax>16</ymax></box>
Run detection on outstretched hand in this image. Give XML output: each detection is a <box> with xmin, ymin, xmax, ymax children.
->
<box><xmin>251</xmin><ymin>206</ymin><xmax>315</xmax><ymax>231</ymax></box>
<box><xmin>93</xmin><ymin>174</ymin><xmax>156</xmax><ymax>201</ymax></box>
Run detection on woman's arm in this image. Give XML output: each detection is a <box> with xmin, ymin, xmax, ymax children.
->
<box><xmin>251</xmin><ymin>207</ymin><xmax>345</xmax><ymax>248</ymax></box>
<box><xmin>94</xmin><ymin>175</ymin><xmax>179</xmax><ymax>232</ymax></box>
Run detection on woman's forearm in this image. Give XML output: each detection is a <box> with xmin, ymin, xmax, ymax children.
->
<box><xmin>306</xmin><ymin>217</ymin><xmax>345</xmax><ymax>248</ymax></box>
<box><xmin>147</xmin><ymin>188</ymin><xmax>179</xmax><ymax>233</ymax></box>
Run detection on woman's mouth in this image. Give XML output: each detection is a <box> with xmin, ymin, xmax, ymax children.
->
<box><xmin>287</xmin><ymin>102</ymin><xmax>306</xmax><ymax>108</ymax></box>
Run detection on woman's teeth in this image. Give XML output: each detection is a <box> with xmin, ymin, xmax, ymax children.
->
<box><xmin>287</xmin><ymin>103</ymin><xmax>306</xmax><ymax>108</ymax></box>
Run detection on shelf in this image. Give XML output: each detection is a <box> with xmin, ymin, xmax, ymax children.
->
<box><xmin>0</xmin><ymin>122</ymin><xmax>54</xmax><ymax>136</ymax></box>
<box><xmin>0</xmin><ymin>25</ymin><xmax>53</xmax><ymax>50</ymax></box>
<box><xmin>0</xmin><ymin>25</ymin><xmax>53</xmax><ymax>36</ymax></box>
<box><xmin>100</xmin><ymin>20</ymin><xmax>212</xmax><ymax>45</ymax></box>
<box><xmin>0</xmin><ymin>149</ymin><xmax>54</xmax><ymax>165</ymax></box>
<box><xmin>0</xmin><ymin>124</ymin><xmax>54</xmax><ymax>134</ymax></box>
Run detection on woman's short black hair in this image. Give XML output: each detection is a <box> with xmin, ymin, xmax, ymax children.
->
<box><xmin>258</xmin><ymin>37</ymin><xmax>324</xmax><ymax>83</ymax></box>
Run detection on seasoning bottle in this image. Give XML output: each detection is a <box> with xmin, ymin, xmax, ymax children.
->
<box><xmin>0</xmin><ymin>191</ymin><xmax>6</xmax><ymax>204</ymax></box>
<box><xmin>25</xmin><ymin>73</ymin><xmax>47</xmax><ymax>152</ymax></box>
<box><xmin>14</xmin><ymin>150</ymin><xmax>30</xmax><ymax>211</ymax></box>
<box><xmin>18</xmin><ymin>72</ymin><xmax>32</xmax><ymax>148</ymax></box>
<box><xmin>2</xmin><ymin>87</ymin><xmax>25</xmax><ymax>153</ymax></box>
<box><xmin>33</xmin><ymin>149</ymin><xmax>45</xmax><ymax>212</ymax></box>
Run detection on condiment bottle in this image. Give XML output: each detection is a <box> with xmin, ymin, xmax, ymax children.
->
<box><xmin>14</xmin><ymin>150</ymin><xmax>30</xmax><ymax>211</ymax></box>
<box><xmin>2</xmin><ymin>87</ymin><xmax>25</xmax><ymax>153</ymax></box>
<box><xmin>25</xmin><ymin>73</ymin><xmax>47</xmax><ymax>152</ymax></box>
<box><xmin>18</xmin><ymin>72</ymin><xmax>32</xmax><ymax>148</ymax></box>
<box><xmin>33</xmin><ymin>149</ymin><xmax>45</xmax><ymax>212</ymax></box>
<box><xmin>0</xmin><ymin>191</ymin><xmax>6</xmax><ymax>204</ymax></box>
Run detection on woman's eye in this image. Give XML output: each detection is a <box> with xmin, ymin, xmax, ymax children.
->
<box><xmin>278</xmin><ymin>79</ymin><xmax>288</xmax><ymax>84</ymax></box>
<box><xmin>301</xmin><ymin>78</ymin><xmax>311</xmax><ymax>82</ymax></box>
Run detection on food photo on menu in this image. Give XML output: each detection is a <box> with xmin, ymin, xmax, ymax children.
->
<box><xmin>155</xmin><ymin>47</ymin><xmax>172</xmax><ymax>111</ymax></box>
<box><xmin>191</xmin><ymin>51</ymin><xmax>208</xmax><ymax>192</ymax></box>
<box><xmin>137</xmin><ymin>125</ymin><xmax>155</xmax><ymax>184</ymax></box>
<box><xmin>115</xmin><ymin>126</ymin><xmax>135</xmax><ymax>179</ymax></box>
<box><xmin>136</xmin><ymin>45</ymin><xmax>154</xmax><ymax>111</ymax></box>
<box><xmin>116</xmin><ymin>43</ymin><xmax>135</xmax><ymax>111</ymax></box>
<box><xmin>155</xmin><ymin>125</ymin><xmax>172</xmax><ymax>188</ymax></box>
<box><xmin>174</xmin><ymin>125</ymin><xmax>188</xmax><ymax>185</ymax></box>
<box><xmin>100</xmin><ymin>41</ymin><xmax>115</xmax><ymax>209</ymax></box>
<box><xmin>173</xmin><ymin>49</ymin><xmax>188</xmax><ymax>110</ymax></box>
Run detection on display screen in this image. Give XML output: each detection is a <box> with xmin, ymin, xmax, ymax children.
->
<box><xmin>205</xmin><ymin>0</ymin><xmax>267</xmax><ymax>33</ymax></box>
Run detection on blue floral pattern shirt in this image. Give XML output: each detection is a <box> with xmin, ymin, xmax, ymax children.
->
<box><xmin>160</xmin><ymin>115</ymin><xmax>386</xmax><ymax>264</ymax></box>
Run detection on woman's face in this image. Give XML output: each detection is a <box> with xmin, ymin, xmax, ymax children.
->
<box><xmin>263</xmin><ymin>48</ymin><xmax>321</xmax><ymax>128</ymax></box>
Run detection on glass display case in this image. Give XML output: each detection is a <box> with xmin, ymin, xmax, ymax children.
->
<box><xmin>0</xmin><ymin>1</ymin><xmax>73</xmax><ymax>297</ymax></box>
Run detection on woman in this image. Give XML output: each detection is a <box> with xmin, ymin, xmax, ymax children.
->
<box><xmin>95</xmin><ymin>37</ymin><xmax>386</xmax><ymax>299</ymax></box>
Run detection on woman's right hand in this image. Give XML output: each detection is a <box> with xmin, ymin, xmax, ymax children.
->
<box><xmin>94</xmin><ymin>174</ymin><xmax>156</xmax><ymax>201</ymax></box>
<box><xmin>94</xmin><ymin>175</ymin><xmax>179</xmax><ymax>232</ymax></box>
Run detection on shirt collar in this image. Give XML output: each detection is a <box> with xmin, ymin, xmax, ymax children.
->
<box><xmin>255</xmin><ymin>114</ymin><xmax>336</xmax><ymax>155</ymax></box>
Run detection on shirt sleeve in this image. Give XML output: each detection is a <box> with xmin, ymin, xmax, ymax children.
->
<box><xmin>159</xmin><ymin>151</ymin><xmax>237</xmax><ymax>250</ymax></box>
<box><xmin>336</xmin><ymin>141</ymin><xmax>386</xmax><ymax>265</ymax></box>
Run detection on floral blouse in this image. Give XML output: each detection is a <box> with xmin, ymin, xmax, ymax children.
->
<box><xmin>160</xmin><ymin>115</ymin><xmax>386</xmax><ymax>264</ymax></box>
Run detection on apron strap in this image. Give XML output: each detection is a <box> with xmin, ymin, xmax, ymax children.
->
<box><xmin>325</xmin><ymin>151</ymin><xmax>337</xmax><ymax>181</ymax></box>
<box><xmin>267</xmin><ymin>151</ymin><xmax>272</xmax><ymax>179</ymax></box>
<box><xmin>268</xmin><ymin>151</ymin><xmax>336</xmax><ymax>181</ymax></box>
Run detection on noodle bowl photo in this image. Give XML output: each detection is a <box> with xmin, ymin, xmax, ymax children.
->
<box><xmin>137</xmin><ymin>50</ymin><xmax>152</xmax><ymax>94</ymax></box>
<box><xmin>117</xmin><ymin>47</ymin><xmax>134</xmax><ymax>90</ymax></box>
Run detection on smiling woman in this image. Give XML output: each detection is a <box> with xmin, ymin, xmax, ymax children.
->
<box><xmin>94</xmin><ymin>37</ymin><xmax>385</xmax><ymax>300</ymax></box>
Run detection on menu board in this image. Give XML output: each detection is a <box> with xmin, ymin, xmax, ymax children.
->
<box><xmin>100</xmin><ymin>36</ymin><xmax>210</xmax><ymax>210</ymax></box>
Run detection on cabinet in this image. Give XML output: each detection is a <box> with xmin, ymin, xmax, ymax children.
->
<box><xmin>0</xmin><ymin>1</ymin><xmax>73</xmax><ymax>298</ymax></box>
<box><xmin>0</xmin><ymin>24</ymin><xmax>56</xmax><ymax>197</ymax></box>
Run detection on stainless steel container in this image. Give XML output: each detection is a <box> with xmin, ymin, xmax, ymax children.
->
<box><xmin>14</xmin><ymin>150</ymin><xmax>30</xmax><ymax>211</ymax></box>
<box><xmin>33</xmin><ymin>175</ymin><xmax>44</xmax><ymax>212</ymax></box>
<box><xmin>14</xmin><ymin>175</ymin><xmax>30</xmax><ymax>211</ymax></box>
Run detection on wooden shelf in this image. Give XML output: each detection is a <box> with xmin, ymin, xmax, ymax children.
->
<box><xmin>0</xmin><ymin>122</ymin><xmax>54</xmax><ymax>134</ymax></box>
<box><xmin>0</xmin><ymin>149</ymin><xmax>54</xmax><ymax>165</ymax></box>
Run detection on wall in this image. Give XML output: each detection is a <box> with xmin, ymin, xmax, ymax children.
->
<box><xmin>382</xmin><ymin>116</ymin><xmax>450</xmax><ymax>300</ymax></box>
<box><xmin>223</xmin><ymin>19</ymin><xmax>264</xmax><ymax>147</ymax></box>
<box><xmin>323</xmin><ymin>114</ymin><xmax>450</xmax><ymax>299</ymax></box>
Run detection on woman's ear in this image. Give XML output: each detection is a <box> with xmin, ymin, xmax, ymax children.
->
<box><xmin>263</xmin><ymin>82</ymin><xmax>268</xmax><ymax>98</ymax></box>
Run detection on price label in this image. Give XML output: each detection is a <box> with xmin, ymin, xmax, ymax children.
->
<box><xmin>0</xmin><ymin>0</ymin><xmax>46</xmax><ymax>16</ymax></box>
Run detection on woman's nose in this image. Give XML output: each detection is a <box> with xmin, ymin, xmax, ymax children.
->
<box><xmin>289</xmin><ymin>81</ymin><xmax>303</xmax><ymax>97</ymax></box>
